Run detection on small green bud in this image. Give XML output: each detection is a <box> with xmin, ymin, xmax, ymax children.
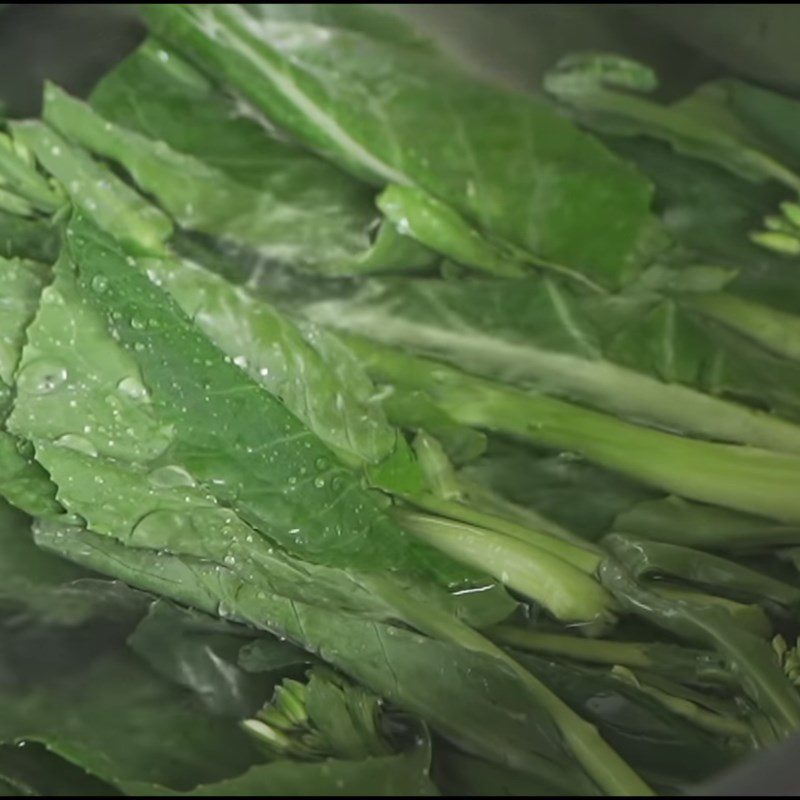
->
<box><xmin>780</xmin><ymin>201</ymin><xmax>800</xmax><ymax>229</ymax></box>
<box><xmin>750</xmin><ymin>230</ymin><xmax>800</xmax><ymax>256</ymax></box>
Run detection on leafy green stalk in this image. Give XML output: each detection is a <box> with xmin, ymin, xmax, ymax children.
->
<box><xmin>614</xmin><ymin>495</ymin><xmax>800</xmax><ymax>550</ymax></box>
<box><xmin>610</xmin><ymin>666</ymin><xmax>751</xmax><ymax>739</ymax></box>
<box><xmin>343</xmin><ymin>335</ymin><xmax>800</xmax><ymax>523</ymax></box>
<box><xmin>605</xmin><ymin>535</ymin><xmax>800</xmax><ymax>613</ymax></box>
<box><xmin>544</xmin><ymin>52</ymin><xmax>800</xmax><ymax>191</ymax></box>
<box><xmin>395</xmin><ymin>509</ymin><xmax>617</xmax><ymax>628</ymax></box>
<box><xmin>683</xmin><ymin>291</ymin><xmax>800</xmax><ymax>363</ymax></box>
<box><xmin>599</xmin><ymin>540</ymin><xmax>800</xmax><ymax>739</ymax></box>
<box><xmin>293</xmin><ymin>274</ymin><xmax>800</xmax><ymax>455</ymax></box>
<box><xmin>401</xmin><ymin>491</ymin><xmax>601</xmax><ymax>574</ymax></box>
<box><xmin>488</xmin><ymin>626</ymin><xmax>731</xmax><ymax>686</ymax></box>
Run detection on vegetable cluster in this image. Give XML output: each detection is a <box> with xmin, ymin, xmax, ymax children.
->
<box><xmin>3</xmin><ymin>4</ymin><xmax>800</xmax><ymax>796</ymax></box>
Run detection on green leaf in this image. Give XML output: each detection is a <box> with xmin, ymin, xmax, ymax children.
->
<box><xmin>34</xmin><ymin>520</ymin><xmax>600</xmax><ymax>795</ymax></box>
<box><xmin>46</xmin><ymin>82</ymin><xmax>436</xmax><ymax>277</ymax></box>
<box><xmin>136</xmin><ymin>254</ymin><xmax>404</xmax><ymax>468</ymax></box>
<box><xmin>84</xmin><ymin>40</ymin><xmax>436</xmax><ymax>276</ymax></box>
<box><xmin>142</xmin><ymin>4</ymin><xmax>662</xmax><ymax>289</ymax></box>
<box><xmin>127</xmin><ymin>600</ymin><xmax>280</xmax><ymax>718</ymax></box>
<box><xmin>0</xmin><ymin>210</ymin><xmax>59</xmax><ymax>263</ymax></box>
<box><xmin>10</xmin><ymin>121</ymin><xmax>172</xmax><ymax>254</ymax></box>
<box><xmin>0</xmin><ymin>743</ymin><xmax>118</xmax><ymax>797</ymax></box>
<box><xmin>0</xmin><ymin>647</ymin><xmax>263</xmax><ymax>792</ymax></box>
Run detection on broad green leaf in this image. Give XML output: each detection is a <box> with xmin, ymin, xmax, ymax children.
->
<box><xmin>45</xmin><ymin>83</ymin><xmax>436</xmax><ymax>276</ymax></box>
<box><xmin>6</xmin><ymin>121</ymin><xmax>415</xmax><ymax>471</ymax></box>
<box><xmin>128</xmin><ymin>600</ymin><xmax>285</xmax><ymax>718</ymax></box>
<box><xmin>48</xmin><ymin>212</ymin><xmax>469</xmax><ymax>580</ymax></box>
<box><xmin>0</xmin><ymin>647</ymin><xmax>262</xmax><ymax>792</ymax></box>
<box><xmin>136</xmin><ymin>253</ymin><xmax>403</xmax><ymax>468</ymax></box>
<box><xmin>84</xmin><ymin>40</ymin><xmax>436</xmax><ymax>276</ymax></box>
<box><xmin>34</xmin><ymin>520</ymin><xmax>598</xmax><ymax>796</ymax></box>
<box><xmin>142</xmin><ymin>4</ymin><xmax>662</xmax><ymax>289</ymax></box>
<box><xmin>0</xmin><ymin>743</ymin><xmax>118</xmax><ymax>797</ymax></box>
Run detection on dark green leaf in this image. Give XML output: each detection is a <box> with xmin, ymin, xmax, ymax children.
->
<box><xmin>128</xmin><ymin>600</ymin><xmax>279</xmax><ymax>718</ymax></box>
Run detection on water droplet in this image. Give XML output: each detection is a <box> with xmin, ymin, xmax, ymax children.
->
<box><xmin>53</xmin><ymin>434</ymin><xmax>98</xmax><ymax>457</ymax></box>
<box><xmin>50</xmin><ymin>145</ymin><xmax>61</xmax><ymax>157</ymax></box>
<box><xmin>223</xmin><ymin>554</ymin><xmax>236</xmax><ymax>566</ymax></box>
<box><xmin>313</xmin><ymin>476</ymin><xmax>325</xmax><ymax>489</ymax></box>
<box><xmin>17</xmin><ymin>359</ymin><xmax>68</xmax><ymax>395</ymax></box>
<box><xmin>331</xmin><ymin>476</ymin><xmax>344</xmax><ymax>492</ymax></box>
<box><xmin>117</xmin><ymin>375</ymin><xmax>149</xmax><ymax>401</ymax></box>
<box><xmin>259</xmin><ymin>366</ymin><xmax>269</xmax><ymax>377</ymax></box>
<box><xmin>314</xmin><ymin>456</ymin><xmax>329</xmax><ymax>471</ymax></box>
<box><xmin>233</xmin><ymin>354</ymin><xmax>248</xmax><ymax>368</ymax></box>
<box><xmin>90</xmin><ymin>274</ymin><xmax>109</xmax><ymax>294</ymax></box>
<box><xmin>131</xmin><ymin>316</ymin><xmax>146</xmax><ymax>330</ymax></box>
<box><xmin>148</xmin><ymin>464</ymin><xmax>196</xmax><ymax>489</ymax></box>
<box><xmin>157</xmin><ymin>49</ymin><xmax>170</xmax><ymax>63</ymax></box>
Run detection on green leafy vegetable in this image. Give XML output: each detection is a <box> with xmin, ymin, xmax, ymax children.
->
<box><xmin>3</xmin><ymin>5</ymin><xmax>800</xmax><ymax>796</ymax></box>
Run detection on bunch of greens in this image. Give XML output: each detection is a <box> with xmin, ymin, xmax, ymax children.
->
<box><xmin>2</xmin><ymin>4</ymin><xmax>800</xmax><ymax>796</ymax></box>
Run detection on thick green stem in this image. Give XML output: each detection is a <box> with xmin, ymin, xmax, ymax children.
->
<box><xmin>304</xmin><ymin>300</ymin><xmax>800</xmax><ymax>455</ymax></box>
<box><xmin>488</xmin><ymin>625</ymin><xmax>731</xmax><ymax>687</ymax></box>
<box><xmin>611</xmin><ymin>667</ymin><xmax>751</xmax><ymax>739</ymax></box>
<box><xmin>609</xmin><ymin>535</ymin><xmax>800</xmax><ymax>612</ymax></box>
<box><xmin>402</xmin><ymin>492</ymin><xmax>601</xmax><ymax>574</ymax></box>
<box><xmin>346</xmin><ymin>336</ymin><xmax>800</xmax><ymax>524</ymax></box>
<box><xmin>684</xmin><ymin>291</ymin><xmax>800</xmax><ymax>364</ymax></box>
<box><xmin>395</xmin><ymin>509</ymin><xmax>616</xmax><ymax>628</ymax></box>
